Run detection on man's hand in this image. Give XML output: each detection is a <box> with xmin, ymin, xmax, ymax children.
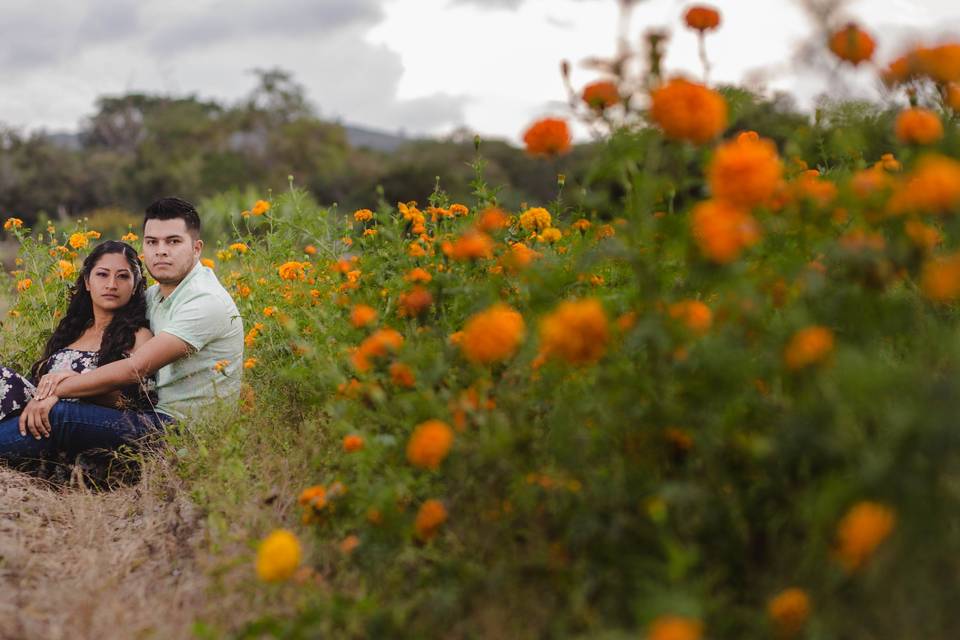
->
<box><xmin>19</xmin><ymin>395</ymin><xmax>59</xmax><ymax>439</ymax></box>
<box><xmin>34</xmin><ymin>370</ymin><xmax>78</xmax><ymax>400</ymax></box>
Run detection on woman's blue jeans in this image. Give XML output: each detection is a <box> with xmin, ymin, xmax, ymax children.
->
<box><xmin>0</xmin><ymin>400</ymin><xmax>173</xmax><ymax>464</ymax></box>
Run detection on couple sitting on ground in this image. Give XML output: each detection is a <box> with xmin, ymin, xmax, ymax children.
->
<box><xmin>0</xmin><ymin>197</ymin><xmax>244</xmax><ymax>467</ymax></box>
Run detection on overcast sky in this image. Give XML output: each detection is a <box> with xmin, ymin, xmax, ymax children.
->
<box><xmin>0</xmin><ymin>0</ymin><xmax>958</xmax><ymax>144</ymax></box>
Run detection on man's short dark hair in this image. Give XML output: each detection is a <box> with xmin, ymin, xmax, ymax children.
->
<box><xmin>144</xmin><ymin>197</ymin><xmax>201</xmax><ymax>237</ymax></box>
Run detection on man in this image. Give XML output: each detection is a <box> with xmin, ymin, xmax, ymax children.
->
<box><xmin>0</xmin><ymin>197</ymin><xmax>244</xmax><ymax>461</ymax></box>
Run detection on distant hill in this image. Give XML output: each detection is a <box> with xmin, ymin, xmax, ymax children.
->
<box><xmin>41</xmin><ymin>122</ymin><xmax>413</xmax><ymax>154</ymax></box>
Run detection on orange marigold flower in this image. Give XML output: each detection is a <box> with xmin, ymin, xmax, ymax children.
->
<box><xmin>691</xmin><ymin>199</ymin><xmax>760</xmax><ymax>264</ymax></box>
<box><xmin>405</xmin><ymin>267</ymin><xmax>432</xmax><ymax>283</ymax></box>
<box><xmin>539</xmin><ymin>298</ymin><xmax>609</xmax><ymax>366</ymax></box>
<box><xmin>684</xmin><ymin>5</ymin><xmax>720</xmax><ymax>32</ymax></box>
<box><xmin>450</xmin><ymin>203</ymin><xmax>469</xmax><ymax>216</ymax></box>
<box><xmin>460</xmin><ymin>304</ymin><xmax>526</xmax><ymax>364</ymax></box>
<box><xmin>407</xmin><ymin>419</ymin><xmax>454</xmax><ymax>469</ymax></box>
<box><xmin>784</xmin><ymin>326</ymin><xmax>835</xmax><ymax>370</ymax></box>
<box><xmin>878</xmin><ymin>152</ymin><xmax>901</xmax><ymax>172</ymax></box>
<box><xmin>792</xmin><ymin>172</ymin><xmax>838</xmax><ymax>207</ymax></box>
<box><xmin>352</xmin><ymin>327</ymin><xmax>404</xmax><ymax>372</ymax></box>
<box><xmin>708</xmin><ymin>136</ymin><xmax>783</xmax><ymax>208</ymax></box>
<box><xmin>767</xmin><ymin>588</ymin><xmax>811</xmax><ymax>639</ymax></box>
<box><xmin>349</xmin><ymin>304</ymin><xmax>374</xmax><ymax>331</ymax></box>
<box><xmin>519</xmin><ymin>207</ymin><xmax>552</xmax><ymax>232</ymax></box>
<box><xmin>278</xmin><ymin>261</ymin><xmax>307</xmax><ymax>281</ymax></box>
<box><xmin>650</xmin><ymin>78</ymin><xmax>727</xmax><ymax>145</ymax></box>
<box><xmin>398</xmin><ymin>286</ymin><xmax>434</xmax><ymax>318</ymax></box>
<box><xmin>251</xmin><ymin>199</ymin><xmax>271</xmax><ymax>216</ymax></box>
<box><xmin>3</xmin><ymin>217</ymin><xmax>23</xmax><ymax>231</ymax></box>
<box><xmin>389</xmin><ymin>362</ymin><xmax>416</xmax><ymax>388</ymax></box>
<box><xmin>244</xmin><ymin>357</ymin><xmax>258</xmax><ymax>369</ymax></box>
<box><xmin>298</xmin><ymin>485</ymin><xmax>327</xmax><ymax>510</ymax></box>
<box><xmin>57</xmin><ymin>260</ymin><xmax>76</xmax><ymax>279</ymax></box>
<box><xmin>904</xmin><ymin>219</ymin><xmax>942</xmax><ymax>252</ymax></box>
<box><xmin>912</xmin><ymin>43</ymin><xmax>960</xmax><ymax>84</ymax></box>
<box><xmin>894</xmin><ymin>108</ymin><xmax>944</xmax><ymax>145</ymax></box>
<box><xmin>476</xmin><ymin>207</ymin><xmax>509</xmax><ymax>233</ymax></box>
<box><xmin>835</xmin><ymin>501</ymin><xmax>896</xmax><ymax>571</ymax></box>
<box><xmin>888</xmin><ymin>154</ymin><xmax>960</xmax><ymax>215</ymax></box>
<box><xmin>408</xmin><ymin>242</ymin><xmax>427</xmax><ymax>258</ymax></box>
<box><xmin>850</xmin><ymin>167</ymin><xmax>890</xmax><ymax>198</ymax></box>
<box><xmin>121</xmin><ymin>231</ymin><xmax>139</xmax><ymax>242</ymax></box>
<box><xmin>596</xmin><ymin>224</ymin><xmax>615</xmax><ymax>240</ymax></box>
<box><xmin>582</xmin><ymin>80</ymin><xmax>619</xmax><ymax>110</ymax></box>
<box><xmin>343</xmin><ymin>434</ymin><xmax>365</xmax><ymax>453</ymax></box>
<box><xmin>354</xmin><ymin>208</ymin><xmax>374</xmax><ymax>222</ymax></box>
<box><xmin>522</xmin><ymin>117</ymin><xmax>572</xmax><ymax>157</ymax></box>
<box><xmin>415</xmin><ymin>499</ymin><xmax>447</xmax><ymax>541</ymax></box>
<box><xmin>304</xmin><ymin>244</ymin><xmax>317</xmax><ymax>255</ymax></box>
<box><xmin>68</xmin><ymin>232</ymin><xmax>89</xmax><ymax>250</ymax></box>
<box><xmin>16</xmin><ymin>278</ymin><xmax>32</xmax><ymax>292</ymax></box>
<box><xmin>668</xmin><ymin>300</ymin><xmax>712</xmax><ymax>335</ymax></box>
<box><xmin>229</xmin><ymin>242</ymin><xmax>249</xmax><ymax>254</ymax></box>
<box><xmin>947</xmin><ymin>83</ymin><xmax>960</xmax><ymax>111</ymax></box>
<box><xmin>362</xmin><ymin>228</ymin><xmax>378</xmax><ymax>238</ymax></box>
<box><xmin>647</xmin><ymin>615</ymin><xmax>703</xmax><ymax>640</ymax></box>
<box><xmin>921</xmin><ymin>252</ymin><xmax>960</xmax><ymax>302</ymax></box>
<box><xmin>828</xmin><ymin>23</ymin><xmax>876</xmax><ymax>65</ymax></box>
<box><xmin>446</xmin><ymin>230</ymin><xmax>494</xmax><ymax>261</ymax></box>
<box><xmin>572</xmin><ymin>218</ymin><xmax>591</xmax><ymax>233</ymax></box>
<box><xmin>881</xmin><ymin>54</ymin><xmax>914</xmax><ymax>87</ymax></box>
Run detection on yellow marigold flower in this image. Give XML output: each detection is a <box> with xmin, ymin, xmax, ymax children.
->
<box><xmin>57</xmin><ymin>260</ymin><xmax>76</xmax><ymax>279</ymax></box>
<box><xmin>407</xmin><ymin>419</ymin><xmax>454</xmax><ymax>469</ymax></box>
<box><xmin>251</xmin><ymin>200</ymin><xmax>271</xmax><ymax>216</ymax></box>
<box><xmin>229</xmin><ymin>242</ymin><xmax>249</xmax><ymax>254</ymax></box>
<box><xmin>415</xmin><ymin>499</ymin><xmax>447</xmax><ymax>541</ymax></box>
<box><xmin>16</xmin><ymin>278</ymin><xmax>32</xmax><ymax>292</ymax></box>
<box><xmin>278</xmin><ymin>261</ymin><xmax>307</xmax><ymax>281</ymax></box>
<box><xmin>243</xmin><ymin>357</ymin><xmax>258</xmax><ymax>370</ymax></box>
<box><xmin>201</xmin><ymin>258</ymin><xmax>215</xmax><ymax>269</ymax></box>
<box><xmin>784</xmin><ymin>326</ymin><xmax>834</xmax><ymax>370</ymax></box>
<box><xmin>539</xmin><ymin>227</ymin><xmax>562</xmax><ymax>243</ymax></box>
<box><xmin>343</xmin><ymin>434</ymin><xmax>365</xmax><ymax>453</ymax></box>
<box><xmin>708</xmin><ymin>136</ymin><xmax>783</xmax><ymax>208</ymax></box>
<box><xmin>539</xmin><ymin>298</ymin><xmax>609</xmax><ymax>366</ymax></box>
<box><xmin>68</xmin><ymin>232</ymin><xmax>89</xmax><ymax>250</ymax></box>
<box><xmin>519</xmin><ymin>207</ymin><xmax>552</xmax><ymax>232</ymax></box>
<box><xmin>894</xmin><ymin>108</ymin><xmax>944</xmax><ymax>145</ymax></box>
<box><xmin>647</xmin><ymin>615</ymin><xmax>703</xmax><ymax>640</ymax></box>
<box><xmin>835</xmin><ymin>501</ymin><xmax>896</xmax><ymax>571</ymax></box>
<box><xmin>668</xmin><ymin>300</ymin><xmax>712</xmax><ymax>335</ymax></box>
<box><xmin>121</xmin><ymin>231</ymin><xmax>139</xmax><ymax>242</ymax></box>
<box><xmin>921</xmin><ymin>252</ymin><xmax>960</xmax><ymax>302</ymax></box>
<box><xmin>460</xmin><ymin>304</ymin><xmax>526</xmax><ymax>364</ymax></box>
<box><xmin>450</xmin><ymin>203</ymin><xmax>469</xmax><ymax>216</ymax></box>
<box><xmin>255</xmin><ymin>529</ymin><xmax>302</xmax><ymax>583</ymax></box>
<box><xmin>86</xmin><ymin>230</ymin><xmax>101</xmax><ymax>239</ymax></box>
<box><xmin>650</xmin><ymin>78</ymin><xmax>727</xmax><ymax>145</ymax></box>
<box><xmin>3</xmin><ymin>217</ymin><xmax>23</xmax><ymax>231</ymax></box>
<box><xmin>767</xmin><ymin>588</ymin><xmax>811</xmax><ymax>638</ymax></box>
<box><xmin>354</xmin><ymin>208</ymin><xmax>374</xmax><ymax>222</ymax></box>
<box><xmin>691</xmin><ymin>199</ymin><xmax>760</xmax><ymax>264</ymax></box>
<box><xmin>350</xmin><ymin>304</ymin><xmax>378</xmax><ymax>328</ymax></box>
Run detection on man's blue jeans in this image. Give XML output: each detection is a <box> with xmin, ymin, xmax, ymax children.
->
<box><xmin>0</xmin><ymin>400</ymin><xmax>172</xmax><ymax>464</ymax></box>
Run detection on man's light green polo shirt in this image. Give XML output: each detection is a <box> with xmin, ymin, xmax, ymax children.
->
<box><xmin>146</xmin><ymin>261</ymin><xmax>244</xmax><ymax>419</ymax></box>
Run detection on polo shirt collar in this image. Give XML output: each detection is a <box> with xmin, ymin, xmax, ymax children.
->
<box><xmin>158</xmin><ymin>260</ymin><xmax>203</xmax><ymax>304</ymax></box>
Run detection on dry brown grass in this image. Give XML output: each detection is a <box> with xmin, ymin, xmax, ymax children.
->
<box><xmin>0</xmin><ymin>459</ymin><xmax>208</xmax><ymax>640</ymax></box>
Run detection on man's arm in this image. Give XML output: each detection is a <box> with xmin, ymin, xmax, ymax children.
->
<box><xmin>45</xmin><ymin>332</ymin><xmax>192</xmax><ymax>399</ymax></box>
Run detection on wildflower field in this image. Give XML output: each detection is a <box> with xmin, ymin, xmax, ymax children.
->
<box><xmin>4</xmin><ymin>6</ymin><xmax>960</xmax><ymax>639</ymax></box>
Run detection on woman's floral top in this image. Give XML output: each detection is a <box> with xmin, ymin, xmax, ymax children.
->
<box><xmin>0</xmin><ymin>348</ymin><xmax>158</xmax><ymax>421</ymax></box>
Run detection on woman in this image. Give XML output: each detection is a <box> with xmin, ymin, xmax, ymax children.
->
<box><xmin>0</xmin><ymin>240</ymin><xmax>156</xmax><ymax>428</ymax></box>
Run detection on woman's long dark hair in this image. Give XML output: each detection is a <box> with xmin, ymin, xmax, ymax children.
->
<box><xmin>30</xmin><ymin>241</ymin><xmax>149</xmax><ymax>381</ymax></box>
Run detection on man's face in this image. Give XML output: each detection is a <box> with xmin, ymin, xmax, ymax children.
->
<box><xmin>143</xmin><ymin>218</ymin><xmax>202</xmax><ymax>285</ymax></box>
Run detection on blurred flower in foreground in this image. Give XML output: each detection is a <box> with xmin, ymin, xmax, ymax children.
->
<box><xmin>255</xmin><ymin>529</ymin><xmax>302</xmax><ymax>582</ymax></box>
<box><xmin>835</xmin><ymin>501</ymin><xmax>896</xmax><ymax>571</ymax></box>
<box><xmin>522</xmin><ymin>118</ymin><xmax>572</xmax><ymax>157</ymax></box>
<box><xmin>415</xmin><ymin>499</ymin><xmax>447</xmax><ymax>541</ymax></box>
<box><xmin>767</xmin><ymin>588</ymin><xmax>811</xmax><ymax>638</ymax></box>
<box><xmin>784</xmin><ymin>326</ymin><xmax>835</xmax><ymax>370</ymax></box>
<box><xmin>894</xmin><ymin>108</ymin><xmax>944</xmax><ymax>145</ymax></box>
<box><xmin>647</xmin><ymin>615</ymin><xmax>703</xmax><ymax>640</ymax></box>
<box><xmin>650</xmin><ymin>78</ymin><xmax>727</xmax><ymax>144</ymax></box>
<box><xmin>828</xmin><ymin>23</ymin><xmax>876</xmax><ymax>65</ymax></box>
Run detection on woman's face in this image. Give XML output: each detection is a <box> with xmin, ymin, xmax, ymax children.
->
<box><xmin>85</xmin><ymin>252</ymin><xmax>137</xmax><ymax>313</ymax></box>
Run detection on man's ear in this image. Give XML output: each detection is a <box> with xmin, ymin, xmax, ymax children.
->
<box><xmin>194</xmin><ymin>238</ymin><xmax>204</xmax><ymax>256</ymax></box>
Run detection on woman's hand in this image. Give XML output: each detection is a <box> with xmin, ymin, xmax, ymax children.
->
<box><xmin>34</xmin><ymin>370</ymin><xmax>78</xmax><ymax>400</ymax></box>
<box><xmin>19</xmin><ymin>395</ymin><xmax>59</xmax><ymax>439</ymax></box>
